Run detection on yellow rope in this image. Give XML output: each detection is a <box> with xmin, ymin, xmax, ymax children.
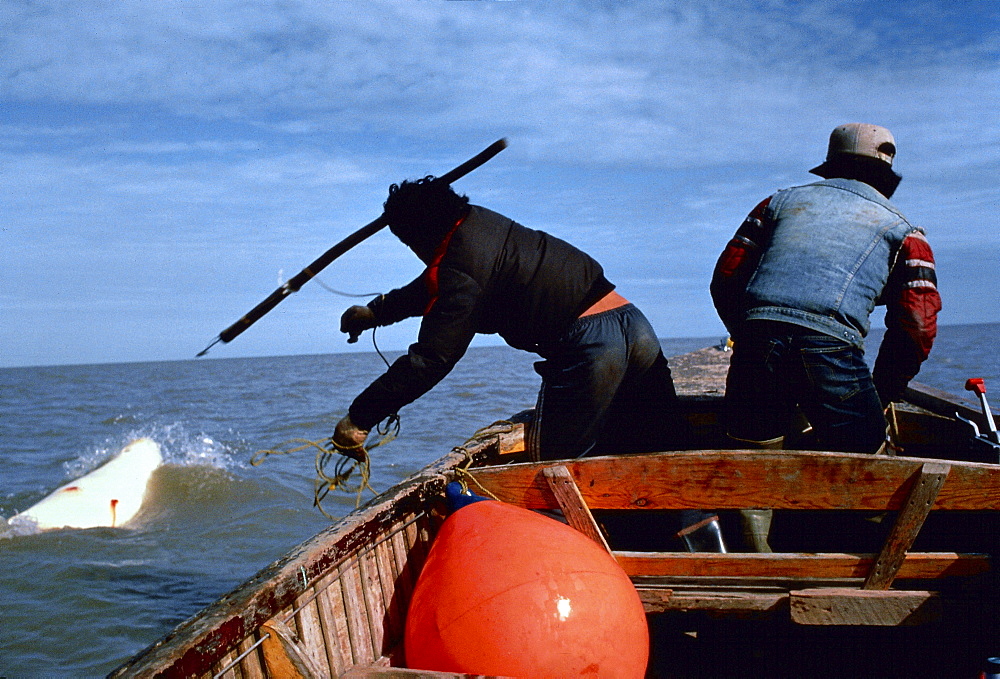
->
<box><xmin>452</xmin><ymin>463</ymin><xmax>500</xmax><ymax>501</ymax></box>
<box><xmin>444</xmin><ymin>419</ymin><xmax>518</xmax><ymax>501</ymax></box>
<box><xmin>252</xmin><ymin>415</ymin><xmax>514</xmax><ymax>516</ymax></box>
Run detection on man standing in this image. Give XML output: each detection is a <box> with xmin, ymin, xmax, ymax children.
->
<box><xmin>333</xmin><ymin>176</ymin><xmax>688</xmax><ymax>463</ymax></box>
<box><xmin>711</xmin><ymin>123</ymin><xmax>941</xmax><ymax>551</ymax></box>
<box><xmin>712</xmin><ymin>122</ymin><xmax>941</xmax><ymax>454</ymax></box>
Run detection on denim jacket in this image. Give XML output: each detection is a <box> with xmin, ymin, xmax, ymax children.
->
<box><xmin>731</xmin><ymin>178</ymin><xmax>918</xmax><ymax>346</ymax></box>
<box><xmin>711</xmin><ymin>177</ymin><xmax>941</xmax><ymax>402</ymax></box>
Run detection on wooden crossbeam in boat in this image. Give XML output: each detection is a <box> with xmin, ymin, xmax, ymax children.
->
<box><xmin>637</xmin><ymin>581</ymin><xmax>947</xmax><ymax>625</ymax></box>
<box><xmin>615</xmin><ymin>550</ymin><xmax>989</xmax><ymax>580</ymax></box>
<box><xmin>635</xmin><ymin>585</ymin><xmax>788</xmax><ymax>614</ymax></box>
<box><xmin>542</xmin><ymin>465</ymin><xmax>612</xmax><ymax>553</ymax></box>
<box><xmin>469</xmin><ymin>451</ymin><xmax>1000</xmax><ymax>511</ymax></box>
<box><xmin>790</xmin><ymin>588</ymin><xmax>941</xmax><ymax>626</ymax></box>
<box><xmin>864</xmin><ymin>462</ymin><xmax>951</xmax><ymax>590</ymax></box>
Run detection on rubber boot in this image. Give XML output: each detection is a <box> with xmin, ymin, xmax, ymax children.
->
<box><xmin>677</xmin><ymin>511</ymin><xmax>727</xmax><ymax>553</ymax></box>
<box><xmin>729</xmin><ymin>435</ymin><xmax>782</xmax><ymax>553</ymax></box>
<box><xmin>740</xmin><ymin>509</ymin><xmax>773</xmax><ymax>553</ymax></box>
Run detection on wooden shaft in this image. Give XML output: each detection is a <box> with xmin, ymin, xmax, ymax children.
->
<box><xmin>205</xmin><ymin>138</ymin><xmax>508</xmax><ymax>351</ymax></box>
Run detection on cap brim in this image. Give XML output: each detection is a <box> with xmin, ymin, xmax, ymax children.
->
<box><xmin>809</xmin><ymin>158</ymin><xmax>901</xmax><ymax>181</ymax></box>
<box><xmin>809</xmin><ymin>161</ymin><xmax>833</xmax><ymax>178</ymax></box>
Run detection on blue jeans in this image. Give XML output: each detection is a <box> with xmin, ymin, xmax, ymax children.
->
<box><xmin>529</xmin><ymin>304</ymin><xmax>688</xmax><ymax>461</ymax></box>
<box><xmin>726</xmin><ymin>321</ymin><xmax>887</xmax><ymax>453</ymax></box>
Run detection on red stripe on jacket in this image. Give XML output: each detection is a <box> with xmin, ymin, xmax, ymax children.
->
<box><xmin>893</xmin><ymin>230</ymin><xmax>941</xmax><ymax>360</ymax></box>
<box><xmin>423</xmin><ymin>216</ymin><xmax>466</xmax><ymax>315</ymax></box>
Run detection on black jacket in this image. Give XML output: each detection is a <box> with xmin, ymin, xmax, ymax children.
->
<box><xmin>349</xmin><ymin>206</ymin><xmax>613</xmax><ymax>430</ymax></box>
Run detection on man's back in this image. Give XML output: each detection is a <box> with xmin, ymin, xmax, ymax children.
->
<box><xmin>440</xmin><ymin>206</ymin><xmax>610</xmax><ymax>350</ymax></box>
<box><xmin>743</xmin><ymin>178</ymin><xmax>918</xmax><ymax>344</ymax></box>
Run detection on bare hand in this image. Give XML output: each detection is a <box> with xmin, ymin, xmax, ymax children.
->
<box><xmin>331</xmin><ymin>415</ymin><xmax>369</xmax><ymax>462</ymax></box>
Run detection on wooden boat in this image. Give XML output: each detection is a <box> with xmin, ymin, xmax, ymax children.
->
<box><xmin>109</xmin><ymin>347</ymin><xmax>1000</xmax><ymax>678</ymax></box>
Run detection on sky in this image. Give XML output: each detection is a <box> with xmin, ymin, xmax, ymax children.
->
<box><xmin>2</xmin><ymin>0</ymin><xmax>999</xmax><ymax>368</ymax></box>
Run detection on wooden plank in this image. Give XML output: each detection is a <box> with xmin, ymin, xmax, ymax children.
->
<box><xmin>864</xmin><ymin>462</ymin><xmax>951</xmax><ymax>590</ymax></box>
<box><xmin>468</xmin><ymin>451</ymin><xmax>1000</xmax><ymax>511</ymax></box>
<box><xmin>374</xmin><ymin>536</ymin><xmax>403</xmax><ymax>655</ymax></box>
<box><xmin>107</xmin><ymin>428</ymin><xmax>508</xmax><ymax>679</ymax></box>
<box><xmin>390</xmin><ymin>525</ymin><xmax>417</xmax><ymax>614</ymax></box>
<box><xmin>359</xmin><ymin>543</ymin><xmax>389</xmax><ymax>660</ymax></box>
<box><xmin>636</xmin><ymin>587</ymin><xmax>786</xmax><ymax>614</ymax></box>
<box><xmin>890</xmin><ymin>405</ymin><xmax>960</xmax><ymax>452</ymax></box>
<box><xmin>293</xmin><ymin>586</ymin><xmax>334</xmax><ymax>677</ymax></box>
<box><xmin>383</xmin><ymin>525</ymin><xmax>419</xmax><ymax>667</ymax></box>
<box><xmin>496</xmin><ymin>422</ymin><xmax>526</xmax><ymax>456</ymax></box>
<box><xmin>341</xmin><ymin>561</ymin><xmax>377</xmax><ymax>666</ymax></box>
<box><xmin>234</xmin><ymin>633</ymin><xmax>267</xmax><ymax>679</ymax></box>
<box><xmin>315</xmin><ymin>570</ymin><xmax>353</xmax><ymax>675</ymax></box>
<box><xmin>616</xmin><ymin>550</ymin><xmax>989</xmax><ymax>580</ymax></box>
<box><xmin>210</xmin><ymin>647</ymin><xmax>241</xmax><ymax>679</ymax></box>
<box><xmin>260</xmin><ymin>619</ymin><xmax>325</xmax><ymax>678</ymax></box>
<box><xmin>790</xmin><ymin>588</ymin><xmax>941</xmax><ymax>626</ymax></box>
<box><xmin>542</xmin><ymin>465</ymin><xmax>612</xmax><ymax>553</ymax></box>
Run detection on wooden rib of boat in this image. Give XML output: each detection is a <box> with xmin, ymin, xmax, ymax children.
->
<box><xmin>109</xmin><ymin>347</ymin><xmax>1000</xmax><ymax>678</ymax></box>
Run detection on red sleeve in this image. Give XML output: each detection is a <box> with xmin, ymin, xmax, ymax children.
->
<box><xmin>711</xmin><ymin>197</ymin><xmax>771</xmax><ymax>333</ymax></box>
<box><xmin>872</xmin><ymin>230</ymin><xmax>942</xmax><ymax>403</ymax></box>
<box><xmin>890</xmin><ymin>230</ymin><xmax>941</xmax><ymax>359</ymax></box>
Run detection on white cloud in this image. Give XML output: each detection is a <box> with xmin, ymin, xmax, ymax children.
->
<box><xmin>4</xmin><ymin>1</ymin><xmax>999</xmax><ymax>169</ymax></box>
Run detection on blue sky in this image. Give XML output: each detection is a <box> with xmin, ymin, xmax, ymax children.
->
<box><xmin>2</xmin><ymin>1</ymin><xmax>998</xmax><ymax>368</ymax></box>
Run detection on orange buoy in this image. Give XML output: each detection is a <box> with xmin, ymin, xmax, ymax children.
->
<box><xmin>405</xmin><ymin>484</ymin><xmax>648</xmax><ymax>678</ymax></box>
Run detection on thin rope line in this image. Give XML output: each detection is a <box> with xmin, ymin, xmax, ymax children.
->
<box><xmin>282</xmin><ymin>511</ymin><xmax>427</xmax><ymax>621</ymax></box>
<box><xmin>210</xmin><ymin>419</ymin><xmax>516</xmax><ymax>677</ymax></box>
<box><xmin>310</xmin><ymin>277</ymin><xmax>381</xmax><ymax>299</ymax></box>
<box><xmin>212</xmin><ymin>638</ymin><xmax>267</xmax><ymax>679</ymax></box>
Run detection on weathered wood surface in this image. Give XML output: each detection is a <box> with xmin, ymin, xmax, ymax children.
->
<box><xmin>863</xmin><ymin>462</ymin><xmax>951</xmax><ymax>590</ymax></box>
<box><xmin>790</xmin><ymin>588</ymin><xmax>942</xmax><ymax>626</ymax></box>
<box><xmin>668</xmin><ymin>345</ymin><xmax>732</xmax><ymax>396</ymax></box>
<box><xmin>260</xmin><ymin>619</ymin><xmax>324</xmax><ymax>679</ymax></box>
<box><xmin>542</xmin><ymin>465</ymin><xmax>612</xmax><ymax>553</ymax></box>
<box><xmin>637</xmin><ymin>586</ymin><xmax>787</xmax><ymax>614</ymax></box>
<box><xmin>107</xmin><ymin>427</ymin><xmax>512</xmax><ymax>679</ymax></box>
<box><xmin>663</xmin><ymin>343</ymin><xmax>996</xmax><ymax>425</ymax></box>
<box><xmin>108</xmin><ymin>348</ymin><xmax>1000</xmax><ymax>678</ymax></box>
<box><xmin>467</xmin><ymin>451</ymin><xmax>1000</xmax><ymax>511</ymax></box>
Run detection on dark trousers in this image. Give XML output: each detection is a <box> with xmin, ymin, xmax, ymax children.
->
<box><xmin>529</xmin><ymin>304</ymin><xmax>689</xmax><ymax>461</ymax></box>
<box><xmin>725</xmin><ymin>321</ymin><xmax>887</xmax><ymax>454</ymax></box>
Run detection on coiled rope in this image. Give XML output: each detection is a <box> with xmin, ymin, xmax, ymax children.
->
<box><xmin>250</xmin><ymin>418</ymin><xmax>398</xmax><ymax>518</ymax></box>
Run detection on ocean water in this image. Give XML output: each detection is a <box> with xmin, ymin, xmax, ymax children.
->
<box><xmin>1</xmin><ymin>324</ymin><xmax>997</xmax><ymax>677</ymax></box>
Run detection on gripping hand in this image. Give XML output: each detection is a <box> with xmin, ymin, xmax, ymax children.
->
<box><xmin>340</xmin><ymin>306</ymin><xmax>377</xmax><ymax>344</ymax></box>
<box><xmin>331</xmin><ymin>415</ymin><xmax>370</xmax><ymax>463</ymax></box>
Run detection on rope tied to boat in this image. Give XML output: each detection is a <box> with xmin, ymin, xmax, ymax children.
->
<box><xmin>447</xmin><ymin>419</ymin><xmax>519</xmax><ymax>501</ymax></box>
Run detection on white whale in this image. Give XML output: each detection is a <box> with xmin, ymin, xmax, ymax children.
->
<box><xmin>11</xmin><ymin>438</ymin><xmax>163</xmax><ymax>530</ymax></box>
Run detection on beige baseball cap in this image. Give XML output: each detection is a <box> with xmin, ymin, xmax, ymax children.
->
<box><xmin>810</xmin><ymin>123</ymin><xmax>897</xmax><ymax>176</ymax></box>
